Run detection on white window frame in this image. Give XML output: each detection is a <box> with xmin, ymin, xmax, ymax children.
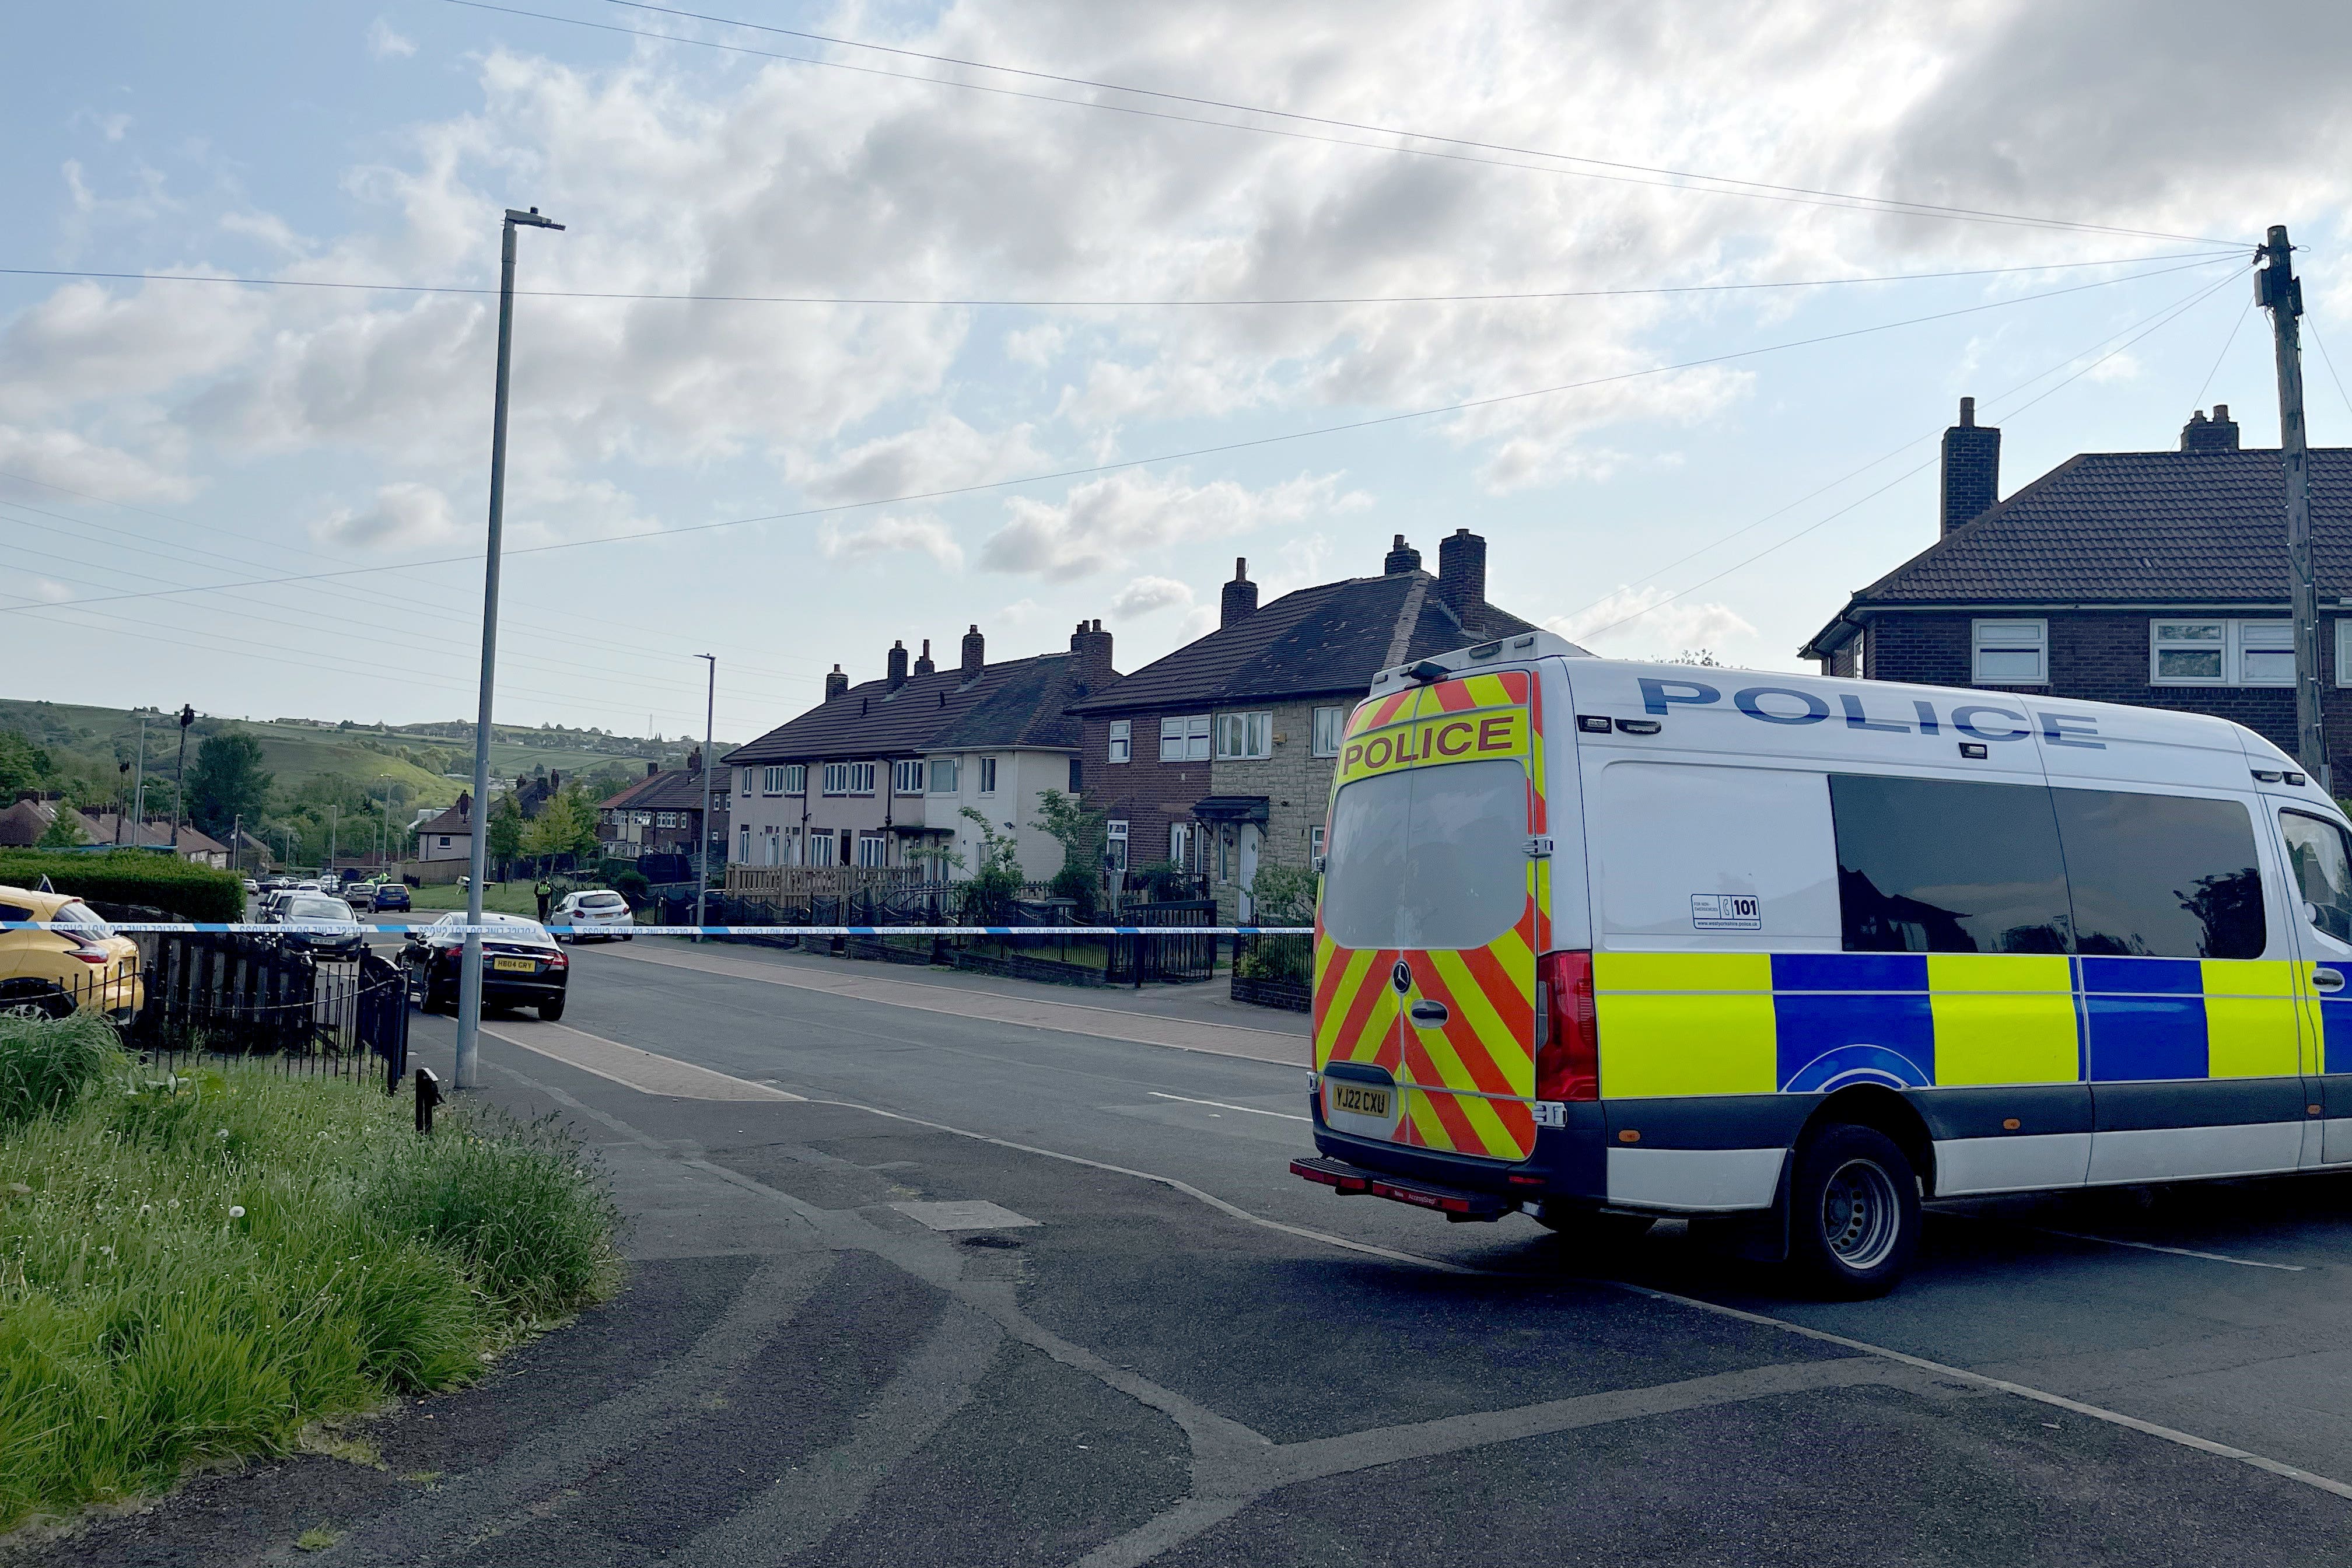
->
<box><xmin>928</xmin><ymin>758</ymin><xmax>960</xmax><ymax>793</ymax></box>
<box><xmin>634</xmin><ymin>811</ymin><xmax>653</xmax><ymax>827</ymax></box>
<box><xmin>1970</xmin><ymin>618</ymin><xmax>2048</xmax><ymax>686</ymax></box>
<box><xmin>979</xmin><ymin>757</ymin><xmax>999</xmax><ymax>795</ymax></box>
<box><xmin>761</xmin><ymin>766</ymin><xmax>786</xmax><ymax>796</ymax></box>
<box><xmin>2150</xmin><ymin>618</ymin><xmax>2292</xmax><ymax>687</ymax></box>
<box><xmin>740</xmin><ymin>768</ymin><xmax>752</xmax><ymax>797</ymax></box>
<box><xmin>1160</xmin><ymin>713</ymin><xmax>1211</xmax><ymax>762</ymax></box>
<box><xmin>856</xmin><ymin>832</ymin><xmax>888</xmax><ymax>867</ymax></box>
<box><xmin>737</xmin><ymin>825</ymin><xmax>751</xmax><ymax>861</ymax></box>
<box><xmin>849</xmin><ymin>762</ymin><xmax>876</xmax><ymax>795</ymax></box>
<box><xmin>808</xmin><ymin>831</ymin><xmax>836</xmax><ymax>867</ymax></box>
<box><xmin>1108</xmin><ymin>719</ymin><xmax>1131</xmax><ymax>764</ymax></box>
<box><xmin>1311</xmin><ymin>706</ymin><xmax>1345</xmax><ymax>758</ymax></box>
<box><xmin>785</xmin><ymin>765</ymin><xmax>806</xmax><ymax>794</ymax></box>
<box><xmin>1106</xmin><ymin>819</ymin><xmax>1128</xmax><ymax>872</ymax></box>
<box><xmin>1310</xmin><ymin>824</ymin><xmax>1326</xmax><ymax>862</ymax></box>
<box><xmin>1213</xmin><ymin>711</ymin><xmax>1273</xmax><ymax>761</ymax></box>
<box><xmin>822</xmin><ymin>762</ymin><xmax>849</xmax><ymax>796</ymax></box>
<box><xmin>2335</xmin><ymin>620</ymin><xmax>2352</xmax><ymax>688</ymax></box>
<box><xmin>654</xmin><ymin>811</ymin><xmax>677</xmax><ymax>829</ymax></box>
<box><xmin>893</xmin><ymin>760</ymin><xmax>926</xmax><ymax>796</ymax></box>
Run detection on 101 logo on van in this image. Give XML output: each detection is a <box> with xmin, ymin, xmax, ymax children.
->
<box><xmin>1338</xmin><ymin>705</ymin><xmax>1528</xmax><ymax>786</ymax></box>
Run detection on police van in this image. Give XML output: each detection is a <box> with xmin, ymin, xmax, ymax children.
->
<box><xmin>1290</xmin><ymin>632</ymin><xmax>2352</xmax><ymax>1295</ymax></box>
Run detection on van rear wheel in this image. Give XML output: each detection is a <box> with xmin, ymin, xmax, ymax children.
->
<box><xmin>1789</xmin><ymin>1124</ymin><xmax>1919</xmax><ymax>1298</ymax></box>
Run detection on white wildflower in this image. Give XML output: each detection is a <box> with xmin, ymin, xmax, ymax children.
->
<box><xmin>229</xmin><ymin>1206</ymin><xmax>246</xmax><ymax>1219</ymax></box>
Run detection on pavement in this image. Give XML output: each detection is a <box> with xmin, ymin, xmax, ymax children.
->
<box><xmin>29</xmin><ymin>934</ymin><xmax>2352</xmax><ymax>1565</ymax></box>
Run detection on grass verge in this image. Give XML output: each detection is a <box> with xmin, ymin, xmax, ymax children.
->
<box><xmin>402</xmin><ymin>882</ymin><xmax>543</xmax><ymax>918</ymax></box>
<box><xmin>0</xmin><ymin>1013</ymin><xmax>622</xmax><ymax>1533</ymax></box>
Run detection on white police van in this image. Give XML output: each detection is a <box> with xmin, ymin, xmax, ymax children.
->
<box><xmin>1292</xmin><ymin>632</ymin><xmax>2352</xmax><ymax>1294</ymax></box>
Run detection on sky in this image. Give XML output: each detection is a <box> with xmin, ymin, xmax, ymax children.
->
<box><xmin>8</xmin><ymin>0</ymin><xmax>2352</xmax><ymax>743</ymax></box>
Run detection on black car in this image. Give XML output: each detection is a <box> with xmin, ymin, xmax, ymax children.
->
<box><xmin>404</xmin><ymin>913</ymin><xmax>568</xmax><ymax>1020</ymax></box>
<box><xmin>274</xmin><ymin>895</ymin><xmax>368</xmax><ymax>960</ymax></box>
<box><xmin>372</xmin><ymin>883</ymin><xmax>412</xmax><ymax>912</ymax></box>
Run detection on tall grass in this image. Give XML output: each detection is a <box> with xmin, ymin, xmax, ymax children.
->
<box><xmin>0</xmin><ymin>1015</ymin><xmax>622</xmax><ymax>1532</ymax></box>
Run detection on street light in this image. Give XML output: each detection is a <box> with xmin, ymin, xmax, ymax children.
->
<box><xmin>167</xmin><ymin>704</ymin><xmax>194</xmax><ymax>850</ymax></box>
<box><xmin>457</xmin><ymin>205</ymin><xmax>564</xmax><ymax>1094</ymax></box>
<box><xmin>695</xmin><ymin>653</ymin><xmax>715</xmax><ymax>936</ymax></box>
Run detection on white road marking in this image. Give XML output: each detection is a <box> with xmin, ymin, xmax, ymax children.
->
<box><xmin>1145</xmin><ymin>1090</ymin><xmax>1310</xmax><ymax>1122</ymax></box>
<box><xmin>2029</xmin><ymin>1226</ymin><xmax>2306</xmax><ymax>1272</ymax></box>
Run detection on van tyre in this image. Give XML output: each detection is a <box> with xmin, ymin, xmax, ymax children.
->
<box><xmin>1789</xmin><ymin>1123</ymin><xmax>1919</xmax><ymax>1298</ymax></box>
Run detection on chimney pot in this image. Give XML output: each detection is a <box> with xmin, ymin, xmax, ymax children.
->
<box><xmin>1221</xmin><ymin>556</ymin><xmax>1259</xmax><ymax>626</ymax></box>
<box><xmin>914</xmin><ymin>637</ymin><xmax>935</xmax><ymax>676</ymax></box>
<box><xmin>1437</xmin><ymin>527</ymin><xmax>1488</xmax><ymax>628</ymax></box>
<box><xmin>1940</xmin><ymin>396</ymin><xmax>2001</xmax><ymax>536</ymax></box>
<box><xmin>961</xmin><ymin>624</ymin><xmax>985</xmax><ymax>677</ymax></box>
<box><xmin>1382</xmin><ymin>534</ymin><xmax>1423</xmax><ymax>575</ymax></box>
<box><xmin>2181</xmin><ymin>404</ymin><xmax>2241</xmax><ymax>453</ymax></box>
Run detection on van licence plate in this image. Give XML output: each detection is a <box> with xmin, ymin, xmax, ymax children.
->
<box><xmin>1328</xmin><ymin>1082</ymin><xmax>1393</xmax><ymax>1119</ymax></box>
<box><xmin>492</xmin><ymin>957</ymin><xmax>534</xmax><ymax>972</ymax></box>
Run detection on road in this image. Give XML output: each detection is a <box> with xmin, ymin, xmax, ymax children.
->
<box><xmin>58</xmin><ymin>930</ymin><xmax>2352</xmax><ymax>1566</ymax></box>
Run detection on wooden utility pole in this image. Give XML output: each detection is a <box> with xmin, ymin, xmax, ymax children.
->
<box><xmin>2259</xmin><ymin>225</ymin><xmax>2326</xmax><ymax>783</ymax></box>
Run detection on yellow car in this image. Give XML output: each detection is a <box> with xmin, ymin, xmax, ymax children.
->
<box><xmin>0</xmin><ymin>884</ymin><xmax>144</xmax><ymax>1022</ymax></box>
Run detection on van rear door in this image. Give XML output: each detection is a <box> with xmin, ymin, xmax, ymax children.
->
<box><xmin>1314</xmin><ymin>668</ymin><xmax>1546</xmax><ymax>1161</ymax></box>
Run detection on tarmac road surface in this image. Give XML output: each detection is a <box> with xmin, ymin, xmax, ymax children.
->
<box><xmin>43</xmin><ymin>936</ymin><xmax>2352</xmax><ymax>1566</ymax></box>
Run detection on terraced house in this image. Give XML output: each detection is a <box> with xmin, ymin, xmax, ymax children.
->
<box><xmin>722</xmin><ymin>623</ymin><xmax>1115</xmax><ymax>877</ymax></box>
<box><xmin>1067</xmin><ymin>530</ymin><xmax>1552</xmax><ymax>922</ymax></box>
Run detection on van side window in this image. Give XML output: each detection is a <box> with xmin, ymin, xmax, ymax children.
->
<box><xmin>2054</xmin><ymin>789</ymin><xmax>2264</xmax><ymax>959</ymax></box>
<box><xmin>2281</xmin><ymin>810</ymin><xmax>2352</xmax><ymax>944</ymax></box>
<box><xmin>1829</xmin><ymin>775</ymin><xmax>2070</xmax><ymax>953</ymax></box>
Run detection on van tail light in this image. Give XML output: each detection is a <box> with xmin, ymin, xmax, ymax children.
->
<box><xmin>1534</xmin><ymin>949</ymin><xmax>1600</xmax><ymax>1102</ymax></box>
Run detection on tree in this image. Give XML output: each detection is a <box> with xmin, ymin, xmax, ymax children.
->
<box><xmin>1031</xmin><ymin>788</ymin><xmax>1106</xmax><ymax>915</ymax></box>
<box><xmin>957</xmin><ymin>806</ymin><xmax>1023</xmax><ymax>922</ymax></box>
<box><xmin>183</xmin><ymin>730</ymin><xmax>273</xmax><ymax>838</ymax></box>
<box><xmin>36</xmin><ymin>798</ymin><xmax>86</xmax><ymax>847</ymax></box>
<box><xmin>522</xmin><ymin>788</ymin><xmax>600</xmax><ymax>870</ymax></box>
<box><xmin>487</xmin><ymin>793</ymin><xmax>524</xmax><ymax>876</ymax></box>
<box><xmin>0</xmin><ymin>729</ymin><xmax>51</xmax><ymax>796</ymax></box>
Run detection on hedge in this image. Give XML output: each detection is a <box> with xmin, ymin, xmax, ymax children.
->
<box><xmin>0</xmin><ymin>850</ymin><xmax>242</xmax><ymax>925</ymax></box>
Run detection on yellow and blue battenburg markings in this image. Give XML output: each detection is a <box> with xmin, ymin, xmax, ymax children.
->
<box><xmin>1592</xmin><ymin>952</ymin><xmax>2310</xmax><ymax>1098</ymax></box>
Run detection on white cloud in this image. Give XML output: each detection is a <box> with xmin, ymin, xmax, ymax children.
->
<box><xmin>1545</xmin><ymin>586</ymin><xmax>1756</xmax><ymax>653</ymax></box>
<box><xmin>995</xmin><ymin>597</ymin><xmax>1043</xmax><ymax>625</ymax></box>
<box><xmin>1110</xmin><ymin>575</ymin><xmax>1195</xmax><ymax>617</ymax></box>
<box><xmin>366</xmin><ymin>18</ymin><xmax>416</xmax><ymax>60</ymax></box>
<box><xmin>311</xmin><ymin>481</ymin><xmax>456</xmax><ymax>549</ymax></box>
<box><xmin>793</xmin><ymin>415</ymin><xmax>1046</xmax><ymax>506</ymax></box>
<box><xmin>981</xmin><ymin>470</ymin><xmax>1371</xmax><ymax>580</ymax></box>
<box><xmin>29</xmin><ymin>578</ymin><xmax>73</xmax><ymax>603</ymax></box>
<box><xmin>0</xmin><ymin>425</ymin><xmax>194</xmax><ymax>502</ymax></box>
<box><xmin>818</xmin><ymin>512</ymin><xmax>965</xmax><ymax>570</ymax></box>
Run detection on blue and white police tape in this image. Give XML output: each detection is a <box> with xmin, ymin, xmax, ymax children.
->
<box><xmin>6</xmin><ymin>921</ymin><xmax>1317</xmax><ymax>937</ymax></box>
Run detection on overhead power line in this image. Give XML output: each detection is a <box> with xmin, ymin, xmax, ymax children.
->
<box><xmin>442</xmin><ymin>0</ymin><xmax>2244</xmax><ymax>247</ymax></box>
<box><xmin>0</xmin><ymin>251</ymin><xmax>2239</xmax><ymax>309</ymax></box>
<box><xmin>0</xmin><ymin>253</ymin><xmax>2238</xmax><ymax>617</ymax></box>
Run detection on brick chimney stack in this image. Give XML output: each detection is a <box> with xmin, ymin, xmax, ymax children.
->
<box><xmin>1437</xmin><ymin>527</ymin><xmax>1487</xmax><ymax>626</ymax></box>
<box><xmin>824</xmin><ymin>664</ymin><xmax>849</xmax><ymax>701</ymax></box>
<box><xmin>886</xmin><ymin>639</ymin><xmax>909</xmax><ymax>690</ymax></box>
<box><xmin>1383</xmin><ymin>534</ymin><xmax>1422</xmax><ymax>574</ymax></box>
<box><xmin>646</xmin><ymin>761</ymin><xmax>659</xmax><ymax>777</ymax></box>
<box><xmin>914</xmin><ymin>638</ymin><xmax>936</xmax><ymax>675</ymax></box>
<box><xmin>1940</xmin><ymin>396</ymin><xmax>2001</xmax><ymax>536</ymax></box>
<box><xmin>1069</xmin><ymin>618</ymin><xmax>1114</xmax><ymax>692</ymax></box>
<box><xmin>961</xmin><ymin>624</ymin><xmax>985</xmax><ymax>677</ymax></box>
<box><xmin>2182</xmin><ymin>404</ymin><xmax>2242</xmax><ymax>452</ymax></box>
<box><xmin>1220</xmin><ymin>557</ymin><xmax>1259</xmax><ymax>626</ymax></box>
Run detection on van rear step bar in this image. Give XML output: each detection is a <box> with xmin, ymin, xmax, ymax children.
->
<box><xmin>1289</xmin><ymin>1156</ymin><xmax>1517</xmax><ymax>1222</ymax></box>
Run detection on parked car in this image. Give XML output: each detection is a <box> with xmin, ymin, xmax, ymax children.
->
<box><xmin>372</xmin><ymin>883</ymin><xmax>412</xmax><ymax>912</ymax></box>
<box><xmin>552</xmin><ymin>889</ymin><xmax>635</xmax><ymax>942</ymax></box>
<box><xmin>274</xmin><ymin>895</ymin><xmax>367</xmax><ymax>961</ymax></box>
<box><xmin>242</xmin><ymin>877</ymin><xmax>260</xmax><ymax>895</ymax></box>
<box><xmin>254</xmin><ymin>888</ymin><xmax>297</xmax><ymax>923</ymax></box>
<box><xmin>0</xmin><ymin>884</ymin><xmax>143</xmax><ymax>1021</ymax></box>
<box><xmin>261</xmin><ymin>876</ymin><xmax>292</xmax><ymax>894</ymax></box>
<box><xmin>402</xmin><ymin>912</ymin><xmax>568</xmax><ymax>1020</ymax></box>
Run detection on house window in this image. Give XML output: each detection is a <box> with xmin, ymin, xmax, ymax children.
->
<box><xmin>654</xmin><ymin>811</ymin><xmax>676</xmax><ymax>828</ymax></box>
<box><xmin>893</xmin><ymin>760</ymin><xmax>926</xmax><ymax>795</ymax></box>
<box><xmin>823</xmin><ymin>762</ymin><xmax>877</xmax><ymax>794</ymax></box>
<box><xmin>785</xmin><ymin>765</ymin><xmax>805</xmax><ymax>794</ymax></box>
<box><xmin>1213</xmin><ymin>712</ymin><xmax>1273</xmax><ymax>761</ymax></box>
<box><xmin>1971</xmin><ymin>620</ymin><xmax>2048</xmax><ymax>685</ymax></box>
<box><xmin>438</xmin><ymin>835</ymin><xmax>451</xmax><ymax>848</ymax></box>
<box><xmin>740</xmin><ymin>769</ymin><xmax>752</xmax><ymax>797</ymax></box>
<box><xmin>2151</xmin><ymin>619</ymin><xmax>2292</xmax><ymax>686</ymax></box>
<box><xmin>856</xmin><ymin>832</ymin><xmax>887</xmax><ymax>867</ymax></box>
<box><xmin>979</xmin><ymin>757</ymin><xmax>998</xmax><ymax>794</ymax></box>
<box><xmin>808</xmin><ymin>831</ymin><xmax>835</xmax><ymax>866</ymax></box>
<box><xmin>635</xmin><ymin>811</ymin><xmax>653</xmax><ymax>827</ymax></box>
<box><xmin>737</xmin><ymin>825</ymin><xmax>751</xmax><ymax>861</ymax></box>
<box><xmin>849</xmin><ymin>762</ymin><xmax>876</xmax><ymax>794</ymax></box>
<box><xmin>1108</xmin><ymin>720</ymin><xmax>1131</xmax><ymax>764</ymax></box>
<box><xmin>1310</xmin><ymin>824</ymin><xmax>1326</xmax><ymax>863</ymax></box>
<box><xmin>1311</xmin><ymin>706</ymin><xmax>1346</xmax><ymax>758</ymax></box>
<box><xmin>929</xmin><ymin>758</ymin><xmax>960</xmax><ymax>793</ymax></box>
<box><xmin>1106</xmin><ymin>820</ymin><xmax>1129</xmax><ymax>873</ymax></box>
<box><xmin>2335</xmin><ymin>621</ymin><xmax>2352</xmax><ymax>687</ymax></box>
<box><xmin>762</xmin><ymin>766</ymin><xmax>786</xmax><ymax>795</ymax></box>
<box><xmin>1160</xmin><ymin>713</ymin><xmax>1211</xmax><ymax>762</ymax></box>
<box><xmin>1069</xmin><ymin>756</ymin><xmax>1082</xmax><ymax>793</ymax></box>
<box><xmin>1851</xmin><ymin>628</ymin><xmax>1868</xmax><ymax>679</ymax></box>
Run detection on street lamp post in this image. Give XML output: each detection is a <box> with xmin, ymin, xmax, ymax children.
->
<box><xmin>456</xmin><ymin>205</ymin><xmax>564</xmax><ymax>1093</ymax></box>
<box><xmin>128</xmin><ymin>715</ymin><xmax>148</xmax><ymax>844</ymax></box>
<box><xmin>168</xmin><ymin>704</ymin><xmax>194</xmax><ymax>850</ymax></box>
<box><xmin>696</xmin><ymin>654</ymin><xmax>715</xmax><ymax>936</ymax></box>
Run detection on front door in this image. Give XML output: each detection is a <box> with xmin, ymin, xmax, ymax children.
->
<box><xmin>1314</xmin><ymin>670</ymin><xmax>1545</xmax><ymax>1162</ymax></box>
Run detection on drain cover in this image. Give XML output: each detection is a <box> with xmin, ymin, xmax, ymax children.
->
<box><xmin>890</xmin><ymin>1200</ymin><xmax>1040</xmax><ymax>1232</ymax></box>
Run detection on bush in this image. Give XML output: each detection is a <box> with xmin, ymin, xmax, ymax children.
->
<box><xmin>0</xmin><ymin>850</ymin><xmax>242</xmax><ymax>924</ymax></box>
<box><xmin>1047</xmin><ymin>864</ymin><xmax>1096</xmax><ymax>919</ymax></box>
<box><xmin>0</xmin><ymin>1020</ymin><xmax>622</xmax><ymax>1530</ymax></box>
<box><xmin>611</xmin><ymin>869</ymin><xmax>650</xmax><ymax>902</ymax></box>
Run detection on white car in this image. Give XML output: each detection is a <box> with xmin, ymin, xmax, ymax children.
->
<box><xmin>552</xmin><ymin>889</ymin><xmax>636</xmax><ymax>943</ymax></box>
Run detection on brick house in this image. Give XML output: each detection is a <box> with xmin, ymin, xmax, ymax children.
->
<box><xmin>1799</xmin><ymin>400</ymin><xmax>2352</xmax><ymax>782</ymax></box>
<box><xmin>1066</xmin><ymin>530</ymin><xmax>1548</xmax><ymax>922</ymax></box>
<box><xmin>722</xmin><ymin>623</ymin><xmax>1114</xmax><ymax>876</ymax></box>
<box><xmin>596</xmin><ymin>753</ymin><xmax>729</xmax><ymax>866</ymax></box>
